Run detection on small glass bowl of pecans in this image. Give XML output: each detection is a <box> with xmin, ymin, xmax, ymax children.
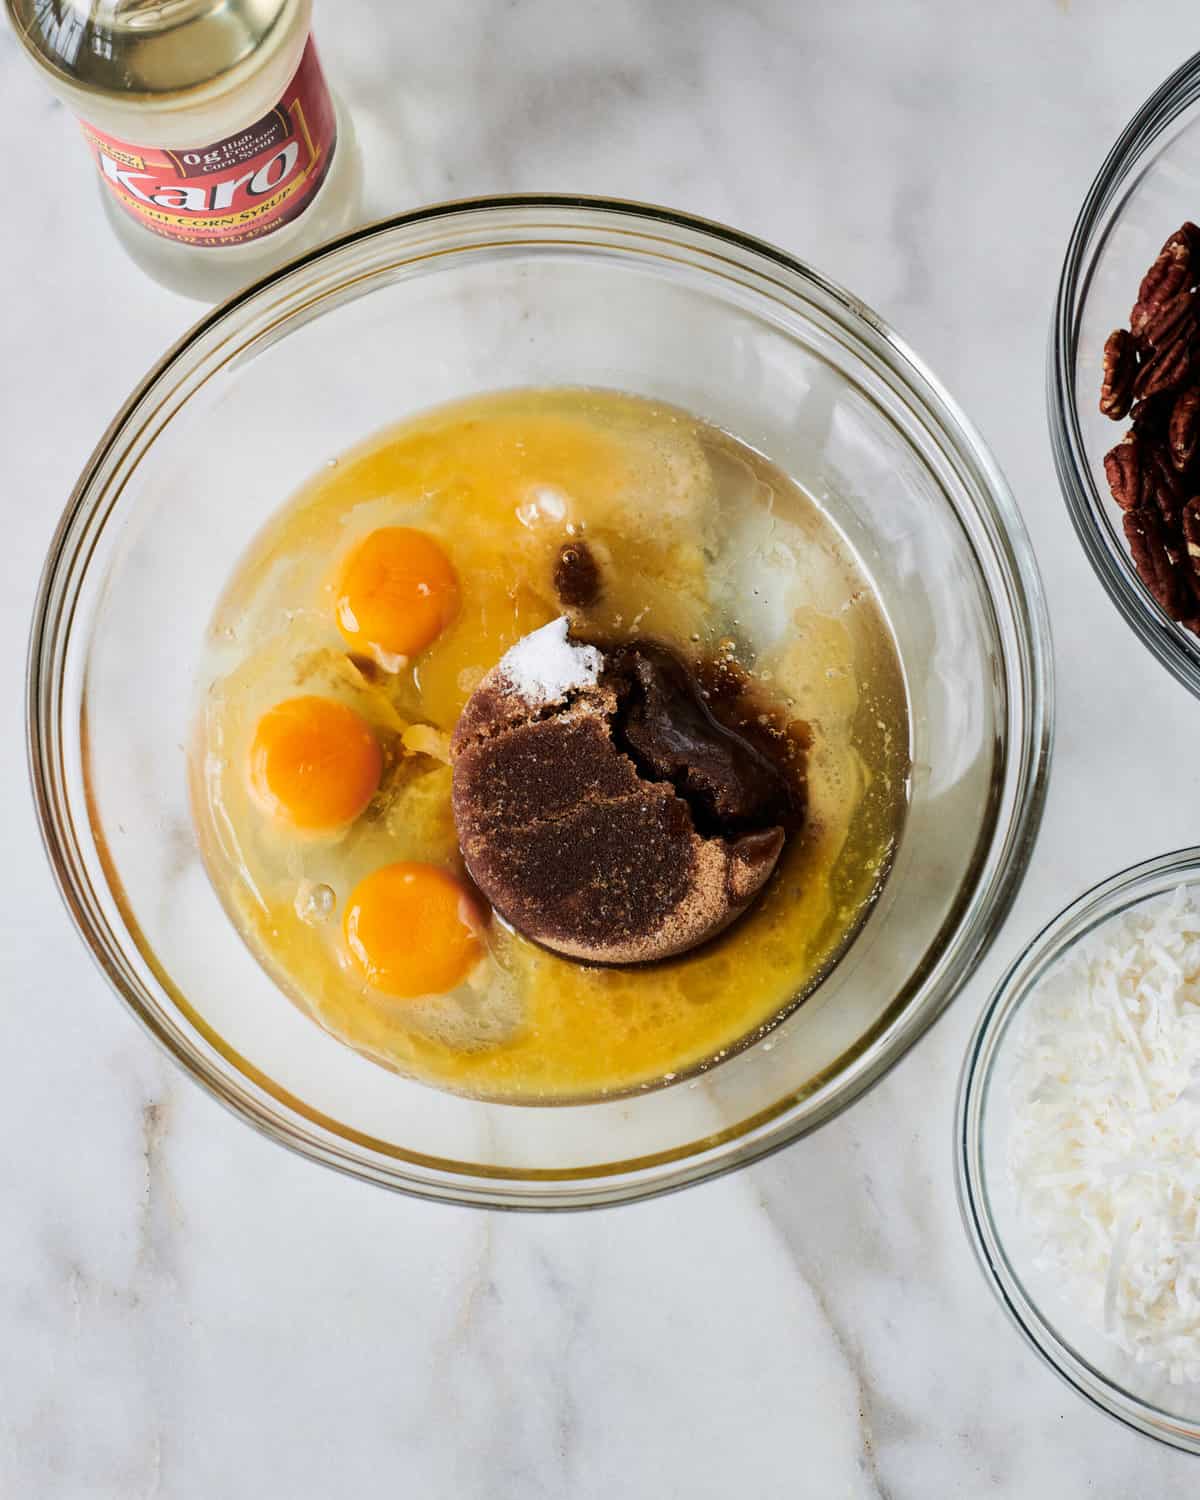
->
<box><xmin>1051</xmin><ymin>49</ymin><xmax>1200</xmax><ymax>693</ymax></box>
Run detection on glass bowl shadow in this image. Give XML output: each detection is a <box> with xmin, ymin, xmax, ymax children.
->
<box><xmin>29</xmin><ymin>196</ymin><xmax>1051</xmax><ymax>1208</ymax></box>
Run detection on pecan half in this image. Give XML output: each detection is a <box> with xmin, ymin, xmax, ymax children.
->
<box><xmin>1124</xmin><ymin>507</ymin><xmax>1189</xmax><ymax>619</ymax></box>
<box><xmin>1146</xmin><ymin>434</ymin><xmax>1185</xmax><ymax>521</ymax></box>
<box><xmin>1169</xmin><ymin>384</ymin><xmax>1200</xmax><ymax>471</ymax></box>
<box><xmin>1132</xmin><ymin>391</ymin><xmax>1169</xmax><ymax>436</ymax></box>
<box><xmin>1131</xmin><ymin>226</ymin><xmax>1197</xmax><ymax>340</ymax></box>
<box><xmin>1133</xmin><ymin>322</ymin><xmax>1194</xmax><ymax>400</ymax></box>
<box><xmin>1104</xmin><ymin>432</ymin><xmax>1147</xmax><ymax>511</ymax></box>
<box><xmin>1100</xmin><ymin>328</ymin><xmax>1138</xmax><ymax>419</ymax></box>
<box><xmin>1142</xmin><ymin>287</ymin><xmax>1195</xmax><ymax>348</ymax></box>
<box><xmin>1183</xmin><ymin>498</ymin><xmax>1200</xmax><ymax>593</ymax></box>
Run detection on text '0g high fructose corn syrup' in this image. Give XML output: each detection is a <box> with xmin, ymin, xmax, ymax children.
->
<box><xmin>5</xmin><ymin>0</ymin><xmax>362</xmax><ymax>300</ymax></box>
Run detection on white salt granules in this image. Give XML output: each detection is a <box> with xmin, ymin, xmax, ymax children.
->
<box><xmin>1009</xmin><ymin>887</ymin><xmax>1200</xmax><ymax>1384</ymax></box>
<box><xmin>497</xmin><ymin>616</ymin><xmax>602</xmax><ymax>705</ymax></box>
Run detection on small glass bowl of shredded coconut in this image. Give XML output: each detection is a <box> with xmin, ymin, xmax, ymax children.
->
<box><xmin>958</xmin><ymin>849</ymin><xmax>1200</xmax><ymax>1454</ymax></box>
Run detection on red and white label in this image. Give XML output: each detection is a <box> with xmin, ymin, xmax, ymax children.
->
<box><xmin>79</xmin><ymin>38</ymin><xmax>337</xmax><ymax>249</ymax></box>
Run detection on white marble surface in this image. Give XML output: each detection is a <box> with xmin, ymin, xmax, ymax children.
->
<box><xmin>4</xmin><ymin>1</ymin><xmax>1200</xmax><ymax>1493</ymax></box>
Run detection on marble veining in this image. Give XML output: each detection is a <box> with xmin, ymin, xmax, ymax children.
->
<box><xmin>5</xmin><ymin>0</ymin><xmax>1200</xmax><ymax>1494</ymax></box>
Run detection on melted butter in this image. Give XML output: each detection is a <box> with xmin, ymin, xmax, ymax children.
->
<box><xmin>192</xmin><ymin>388</ymin><xmax>910</xmax><ymax>1101</ymax></box>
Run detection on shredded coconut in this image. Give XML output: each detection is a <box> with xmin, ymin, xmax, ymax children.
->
<box><xmin>1009</xmin><ymin>887</ymin><xmax>1200</xmax><ymax>1384</ymax></box>
<box><xmin>497</xmin><ymin>616</ymin><xmax>602</xmax><ymax>705</ymax></box>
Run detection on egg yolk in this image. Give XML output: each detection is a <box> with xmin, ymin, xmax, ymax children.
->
<box><xmin>332</xmin><ymin>527</ymin><xmax>459</xmax><ymax>663</ymax></box>
<box><xmin>343</xmin><ymin>862</ymin><xmax>483</xmax><ymax>998</ymax></box>
<box><xmin>249</xmin><ymin>696</ymin><xmax>382</xmax><ymax>831</ymax></box>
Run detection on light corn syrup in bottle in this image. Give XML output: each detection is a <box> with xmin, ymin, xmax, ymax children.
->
<box><xmin>5</xmin><ymin>0</ymin><xmax>362</xmax><ymax>300</ymax></box>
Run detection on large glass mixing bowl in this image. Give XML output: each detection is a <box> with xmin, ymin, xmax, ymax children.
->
<box><xmin>28</xmin><ymin>197</ymin><xmax>1052</xmax><ymax>1208</ymax></box>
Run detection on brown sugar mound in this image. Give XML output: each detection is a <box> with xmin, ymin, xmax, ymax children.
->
<box><xmin>450</xmin><ymin>636</ymin><xmax>798</xmax><ymax>964</ymax></box>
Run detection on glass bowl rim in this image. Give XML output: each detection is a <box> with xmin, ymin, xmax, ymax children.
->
<box><xmin>956</xmin><ymin>844</ymin><xmax>1200</xmax><ymax>1454</ymax></box>
<box><xmin>28</xmin><ymin>193</ymin><xmax>1054</xmax><ymax>1209</ymax></box>
<box><xmin>1049</xmin><ymin>48</ymin><xmax>1200</xmax><ymax>699</ymax></box>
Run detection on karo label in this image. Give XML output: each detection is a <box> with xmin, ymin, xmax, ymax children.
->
<box><xmin>80</xmin><ymin>37</ymin><xmax>337</xmax><ymax>249</ymax></box>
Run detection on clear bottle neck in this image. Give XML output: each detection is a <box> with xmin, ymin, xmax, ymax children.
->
<box><xmin>8</xmin><ymin>0</ymin><xmax>306</xmax><ymax>103</ymax></box>
<box><xmin>7</xmin><ymin>0</ymin><xmax>313</xmax><ymax>146</ymax></box>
